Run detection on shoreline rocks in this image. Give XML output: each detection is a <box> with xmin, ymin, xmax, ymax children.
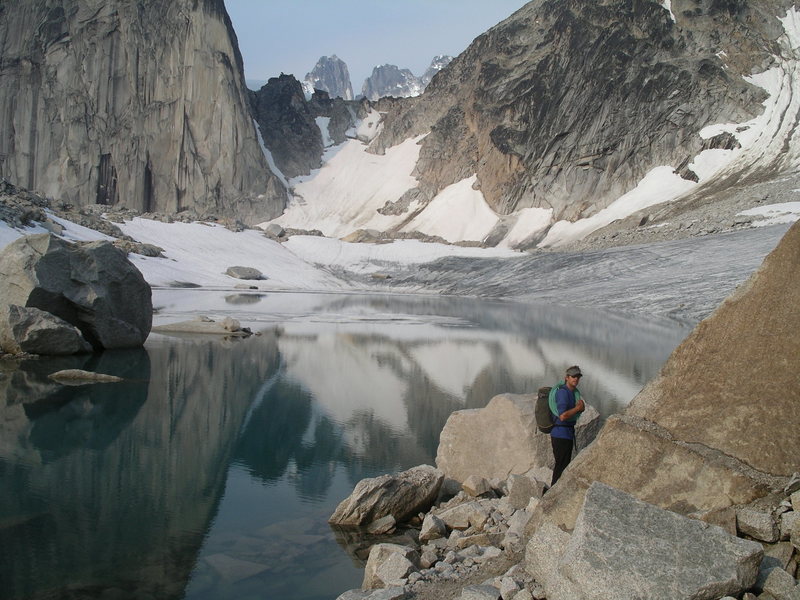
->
<box><xmin>332</xmin><ymin>222</ymin><xmax>800</xmax><ymax>600</ymax></box>
<box><xmin>333</xmin><ymin>470</ymin><xmax>800</xmax><ymax>600</ymax></box>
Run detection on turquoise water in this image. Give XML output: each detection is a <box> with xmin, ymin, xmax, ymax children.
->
<box><xmin>0</xmin><ymin>292</ymin><xmax>688</xmax><ymax>600</ymax></box>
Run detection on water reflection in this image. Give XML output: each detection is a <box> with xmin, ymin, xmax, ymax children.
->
<box><xmin>0</xmin><ymin>334</ymin><xmax>281</xmax><ymax>600</ymax></box>
<box><xmin>0</xmin><ymin>292</ymin><xmax>689</xmax><ymax>600</ymax></box>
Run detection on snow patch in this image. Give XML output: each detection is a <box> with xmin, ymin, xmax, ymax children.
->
<box><xmin>115</xmin><ymin>218</ymin><xmax>342</xmax><ymax>290</ymax></box>
<box><xmin>355</xmin><ymin>108</ymin><xmax>384</xmax><ymax>142</ymax></box>
<box><xmin>283</xmin><ymin>235</ymin><xmax>518</xmax><ymax>274</ymax></box>
<box><xmin>316</xmin><ymin>117</ymin><xmax>333</xmax><ymax>147</ymax></box>
<box><xmin>738</xmin><ymin>202</ymin><xmax>800</xmax><ymax>226</ymax></box>
<box><xmin>540</xmin><ymin>167</ymin><xmax>697</xmax><ymax>248</ymax></box>
<box><xmin>499</xmin><ymin>207</ymin><xmax>553</xmax><ymax>248</ymax></box>
<box><xmin>254</xmin><ymin>119</ymin><xmax>290</xmax><ymax>190</ymax></box>
<box><xmin>264</xmin><ymin>136</ymin><xmax>424</xmax><ymax>238</ymax></box>
<box><xmin>659</xmin><ymin>0</ymin><xmax>676</xmax><ymax>22</ymax></box>
<box><xmin>401</xmin><ymin>176</ymin><xmax>499</xmax><ymax>243</ymax></box>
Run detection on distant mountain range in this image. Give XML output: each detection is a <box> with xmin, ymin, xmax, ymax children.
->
<box><xmin>302</xmin><ymin>55</ymin><xmax>453</xmax><ymax>101</ymax></box>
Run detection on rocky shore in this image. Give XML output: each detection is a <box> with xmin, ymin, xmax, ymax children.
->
<box><xmin>328</xmin><ymin>397</ymin><xmax>800</xmax><ymax>600</ymax></box>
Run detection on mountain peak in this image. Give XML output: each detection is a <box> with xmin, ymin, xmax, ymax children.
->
<box><xmin>361</xmin><ymin>55</ymin><xmax>454</xmax><ymax>101</ymax></box>
<box><xmin>304</xmin><ymin>55</ymin><xmax>353</xmax><ymax>100</ymax></box>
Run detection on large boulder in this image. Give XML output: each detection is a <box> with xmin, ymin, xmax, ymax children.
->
<box><xmin>526</xmin><ymin>482</ymin><xmax>763</xmax><ymax>600</ymax></box>
<box><xmin>0</xmin><ymin>234</ymin><xmax>152</xmax><ymax>353</ymax></box>
<box><xmin>329</xmin><ymin>465</ymin><xmax>444</xmax><ymax>527</ymax></box>
<box><xmin>435</xmin><ymin>393</ymin><xmax>600</xmax><ymax>483</ymax></box>
<box><xmin>529</xmin><ymin>221</ymin><xmax>800</xmax><ymax>533</ymax></box>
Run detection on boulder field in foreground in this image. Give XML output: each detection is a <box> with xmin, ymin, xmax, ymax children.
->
<box><xmin>527</xmin><ymin>482</ymin><xmax>764</xmax><ymax>600</ymax></box>
<box><xmin>0</xmin><ymin>234</ymin><xmax>152</xmax><ymax>354</ymax></box>
<box><xmin>529</xmin><ymin>219</ymin><xmax>800</xmax><ymax>534</ymax></box>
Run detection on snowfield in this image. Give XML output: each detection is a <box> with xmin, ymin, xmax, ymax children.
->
<box><xmin>0</xmin><ymin>209</ymin><xmax>793</xmax><ymax>327</ymax></box>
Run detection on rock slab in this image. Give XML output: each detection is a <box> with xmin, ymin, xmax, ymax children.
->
<box><xmin>529</xmin><ymin>482</ymin><xmax>763</xmax><ymax>600</ymax></box>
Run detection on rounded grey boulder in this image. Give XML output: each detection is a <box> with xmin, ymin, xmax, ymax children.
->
<box><xmin>0</xmin><ymin>234</ymin><xmax>152</xmax><ymax>353</ymax></box>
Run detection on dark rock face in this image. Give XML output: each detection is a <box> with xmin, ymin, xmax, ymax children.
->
<box><xmin>0</xmin><ymin>0</ymin><xmax>285</xmax><ymax>225</ymax></box>
<box><xmin>0</xmin><ymin>234</ymin><xmax>152</xmax><ymax>354</ymax></box>
<box><xmin>304</xmin><ymin>55</ymin><xmax>354</xmax><ymax>100</ymax></box>
<box><xmin>251</xmin><ymin>76</ymin><xmax>363</xmax><ymax>179</ymax></box>
<box><xmin>252</xmin><ymin>74</ymin><xmax>365</xmax><ymax>178</ymax></box>
<box><xmin>251</xmin><ymin>74</ymin><xmax>324</xmax><ymax>179</ymax></box>
<box><xmin>370</xmin><ymin>0</ymin><xmax>791</xmax><ymax>221</ymax></box>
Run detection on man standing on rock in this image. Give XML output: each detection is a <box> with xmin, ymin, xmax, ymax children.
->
<box><xmin>551</xmin><ymin>365</ymin><xmax>585</xmax><ymax>486</ymax></box>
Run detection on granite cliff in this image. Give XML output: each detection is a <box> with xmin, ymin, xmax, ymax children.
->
<box><xmin>0</xmin><ymin>0</ymin><xmax>285</xmax><ymax>225</ymax></box>
<box><xmin>366</xmin><ymin>0</ymin><xmax>798</xmax><ymax>240</ymax></box>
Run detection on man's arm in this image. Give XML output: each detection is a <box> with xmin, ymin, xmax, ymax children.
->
<box><xmin>559</xmin><ymin>398</ymin><xmax>585</xmax><ymax>421</ymax></box>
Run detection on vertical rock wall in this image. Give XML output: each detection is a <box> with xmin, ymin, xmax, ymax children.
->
<box><xmin>0</xmin><ymin>0</ymin><xmax>285</xmax><ymax>224</ymax></box>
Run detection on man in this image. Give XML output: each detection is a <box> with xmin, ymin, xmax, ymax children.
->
<box><xmin>550</xmin><ymin>365</ymin><xmax>585</xmax><ymax>486</ymax></box>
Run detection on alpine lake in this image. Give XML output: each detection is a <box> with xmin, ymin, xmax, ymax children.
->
<box><xmin>0</xmin><ymin>290</ymin><xmax>690</xmax><ymax>600</ymax></box>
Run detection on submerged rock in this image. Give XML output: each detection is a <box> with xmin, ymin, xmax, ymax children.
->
<box><xmin>48</xmin><ymin>369</ymin><xmax>124</xmax><ymax>384</ymax></box>
<box><xmin>151</xmin><ymin>316</ymin><xmax>252</xmax><ymax>337</ymax></box>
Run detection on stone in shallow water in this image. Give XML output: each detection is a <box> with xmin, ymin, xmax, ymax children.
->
<box><xmin>203</xmin><ymin>553</ymin><xmax>269</xmax><ymax>583</ymax></box>
<box><xmin>0</xmin><ymin>234</ymin><xmax>152</xmax><ymax>352</ymax></box>
<box><xmin>7</xmin><ymin>305</ymin><xmax>92</xmax><ymax>355</ymax></box>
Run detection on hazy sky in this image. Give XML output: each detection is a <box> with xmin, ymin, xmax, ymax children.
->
<box><xmin>224</xmin><ymin>0</ymin><xmax>529</xmax><ymax>90</ymax></box>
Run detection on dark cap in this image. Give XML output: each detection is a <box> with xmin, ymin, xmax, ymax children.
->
<box><xmin>566</xmin><ymin>365</ymin><xmax>582</xmax><ymax>377</ymax></box>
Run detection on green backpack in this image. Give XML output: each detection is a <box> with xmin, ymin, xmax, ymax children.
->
<box><xmin>535</xmin><ymin>382</ymin><xmax>582</xmax><ymax>434</ymax></box>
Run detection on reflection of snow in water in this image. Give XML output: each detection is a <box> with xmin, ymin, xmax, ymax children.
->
<box><xmin>279</xmin><ymin>334</ymin><xmax>410</xmax><ymax>438</ymax></box>
<box><xmin>409</xmin><ymin>341</ymin><xmax>494</xmax><ymax>399</ymax></box>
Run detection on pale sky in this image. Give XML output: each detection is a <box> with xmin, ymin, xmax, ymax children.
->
<box><xmin>223</xmin><ymin>0</ymin><xmax>530</xmax><ymax>91</ymax></box>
